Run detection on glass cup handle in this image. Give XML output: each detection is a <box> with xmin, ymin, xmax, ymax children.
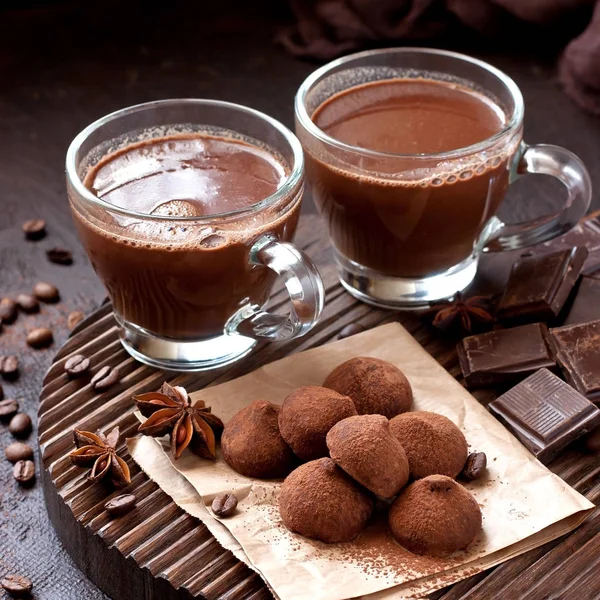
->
<box><xmin>226</xmin><ymin>235</ymin><xmax>325</xmax><ymax>342</ymax></box>
<box><xmin>482</xmin><ymin>143</ymin><xmax>592</xmax><ymax>252</ymax></box>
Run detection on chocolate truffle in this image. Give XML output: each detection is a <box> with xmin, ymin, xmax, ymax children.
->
<box><xmin>389</xmin><ymin>475</ymin><xmax>482</xmax><ymax>557</ymax></box>
<box><xmin>221</xmin><ymin>400</ymin><xmax>296</xmax><ymax>479</ymax></box>
<box><xmin>390</xmin><ymin>411</ymin><xmax>468</xmax><ymax>479</ymax></box>
<box><xmin>279</xmin><ymin>386</ymin><xmax>357</xmax><ymax>461</ymax></box>
<box><xmin>323</xmin><ymin>357</ymin><xmax>412</xmax><ymax>418</ymax></box>
<box><xmin>278</xmin><ymin>458</ymin><xmax>373</xmax><ymax>543</ymax></box>
<box><xmin>326</xmin><ymin>415</ymin><xmax>409</xmax><ymax>498</ymax></box>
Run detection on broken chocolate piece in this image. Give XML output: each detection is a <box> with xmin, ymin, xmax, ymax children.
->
<box><xmin>488</xmin><ymin>368</ymin><xmax>600</xmax><ymax>463</ymax></box>
<box><xmin>548</xmin><ymin>320</ymin><xmax>600</xmax><ymax>401</ymax></box>
<box><xmin>564</xmin><ymin>271</ymin><xmax>600</xmax><ymax>326</ymax></box>
<box><xmin>497</xmin><ymin>247</ymin><xmax>588</xmax><ymax>323</ymax></box>
<box><xmin>457</xmin><ymin>323</ymin><xmax>555</xmax><ymax>388</ymax></box>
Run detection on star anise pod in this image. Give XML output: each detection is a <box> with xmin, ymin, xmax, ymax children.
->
<box><xmin>69</xmin><ymin>426</ymin><xmax>131</xmax><ymax>488</ymax></box>
<box><xmin>133</xmin><ymin>383</ymin><xmax>224</xmax><ymax>460</ymax></box>
<box><xmin>429</xmin><ymin>293</ymin><xmax>495</xmax><ymax>335</ymax></box>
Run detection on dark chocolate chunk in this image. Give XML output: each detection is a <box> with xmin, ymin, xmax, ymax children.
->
<box><xmin>457</xmin><ymin>323</ymin><xmax>555</xmax><ymax>388</ymax></box>
<box><xmin>564</xmin><ymin>273</ymin><xmax>600</xmax><ymax>325</ymax></box>
<box><xmin>548</xmin><ymin>320</ymin><xmax>600</xmax><ymax>401</ymax></box>
<box><xmin>488</xmin><ymin>368</ymin><xmax>600</xmax><ymax>463</ymax></box>
<box><xmin>497</xmin><ymin>247</ymin><xmax>588</xmax><ymax>323</ymax></box>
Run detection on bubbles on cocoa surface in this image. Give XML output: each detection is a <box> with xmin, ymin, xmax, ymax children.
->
<box><xmin>431</xmin><ymin>178</ymin><xmax>444</xmax><ymax>187</ymax></box>
<box><xmin>150</xmin><ymin>199</ymin><xmax>203</xmax><ymax>218</ymax></box>
<box><xmin>459</xmin><ymin>170</ymin><xmax>473</xmax><ymax>180</ymax></box>
<box><xmin>199</xmin><ymin>233</ymin><xmax>227</xmax><ymax>249</ymax></box>
<box><xmin>447</xmin><ymin>175</ymin><xmax>457</xmax><ymax>183</ymax></box>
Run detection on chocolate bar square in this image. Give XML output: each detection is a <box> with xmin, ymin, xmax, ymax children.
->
<box><xmin>564</xmin><ymin>273</ymin><xmax>600</xmax><ymax>326</ymax></box>
<box><xmin>488</xmin><ymin>368</ymin><xmax>600</xmax><ymax>463</ymax></box>
<box><xmin>457</xmin><ymin>323</ymin><xmax>555</xmax><ymax>388</ymax></box>
<box><xmin>497</xmin><ymin>247</ymin><xmax>588</xmax><ymax>323</ymax></box>
<box><xmin>548</xmin><ymin>320</ymin><xmax>600</xmax><ymax>401</ymax></box>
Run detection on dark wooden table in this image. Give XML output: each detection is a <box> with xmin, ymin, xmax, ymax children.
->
<box><xmin>1</xmin><ymin>2</ymin><xmax>599</xmax><ymax>599</ymax></box>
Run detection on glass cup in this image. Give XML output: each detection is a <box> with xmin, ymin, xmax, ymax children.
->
<box><xmin>295</xmin><ymin>48</ymin><xmax>592</xmax><ymax>308</ymax></box>
<box><xmin>67</xmin><ymin>99</ymin><xmax>324</xmax><ymax>371</ymax></box>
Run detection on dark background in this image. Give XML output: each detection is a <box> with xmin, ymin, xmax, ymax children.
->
<box><xmin>1</xmin><ymin>2</ymin><xmax>599</xmax><ymax>598</ymax></box>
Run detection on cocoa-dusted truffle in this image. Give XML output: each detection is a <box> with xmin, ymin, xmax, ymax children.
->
<box><xmin>389</xmin><ymin>475</ymin><xmax>482</xmax><ymax>557</ymax></box>
<box><xmin>326</xmin><ymin>415</ymin><xmax>409</xmax><ymax>498</ymax></box>
<box><xmin>390</xmin><ymin>411</ymin><xmax>468</xmax><ymax>479</ymax></box>
<box><xmin>279</xmin><ymin>458</ymin><xmax>373</xmax><ymax>543</ymax></box>
<box><xmin>221</xmin><ymin>400</ymin><xmax>296</xmax><ymax>479</ymax></box>
<box><xmin>323</xmin><ymin>357</ymin><xmax>412</xmax><ymax>418</ymax></box>
<box><xmin>279</xmin><ymin>386</ymin><xmax>357</xmax><ymax>461</ymax></box>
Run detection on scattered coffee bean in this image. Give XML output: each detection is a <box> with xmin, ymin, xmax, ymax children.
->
<box><xmin>26</xmin><ymin>327</ymin><xmax>53</xmax><ymax>348</ymax></box>
<box><xmin>5</xmin><ymin>442</ymin><xmax>34</xmax><ymax>464</ymax></box>
<box><xmin>0</xmin><ymin>298</ymin><xmax>18</xmax><ymax>324</ymax></box>
<box><xmin>16</xmin><ymin>293</ymin><xmax>39</xmax><ymax>314</ymax></box>
<box><xmin>211</xmin><ymin>492</ymin><xmax>238</xmax><ymax>518</ymax></box>
<box><xmin>67</xmin><ymin>310</ymin><xmax>85</xmax><ymax>330</ymax></box>
<box><xmin>22</xmin><ymin>217</ymin><xmax>46</xmax><ymax>240</ymax></box>
<box><xmin>583</xmin><ymin>426</ymin><xmax>600</xmax><ymax>453</ymax></box>
<box><xmin>64</xmin><ymin>354</ymin><xmax>90</xmax><ymax>378</ymax></box>
<box><xmin>338</xmin><ymin>323</ymin><xmax>366</xmax><ymax>340</ymax></box>
<box><xmin>1</xmin><ymin>355</ymin><xmax>19</xmax><ymax>380</ymax></box>
<box><xmin>0</xmin><ymin>399</ymin><xmax>19</xmax><ymax>421</ymax></box>
<box><xmin>33</xmin><ymin>281</ymin><xmax>60</xmax><ymax>303</ymax></box>
<box><xmin>461</xmin><ymin>452</ymin><xmax>487</xmax><ymax>480</ymax></box>
<box><xmin>1</xmin><ymin>574</ymin><xmax>33</xmax><ymax>597</ymax></box>
<box><xmin>104</xmin><ymin>493</ymin><xmax>137</xmax><ymax>517</ymax></box>
<box><xmin>46</xmin><ymin>247</ymin><xmax>73</xmax><ymax>265</ymax></box>
<box><xmin>91</xmin><ymin>365</ymin><xmax>120</xmax><ymax>390</ymax></box>
<box><xmin>9</xmin><ymin>413</ymin><xmax>32</xmax><ymax>438</ymax></box>
<box><xmin>13</xmin><ymin>460</ymin><xmax>35</xmax><ymax>486</ymax></box>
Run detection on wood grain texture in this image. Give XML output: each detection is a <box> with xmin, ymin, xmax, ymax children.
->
<box><xmin>1</xmin><ymin>3</ymin><xmax>600</xmax><ymax>598</ymax></box>
<box><xmin>38</xmin><ymin>214</ymin><xmax>600</xmax><ymax>600</ymax></box>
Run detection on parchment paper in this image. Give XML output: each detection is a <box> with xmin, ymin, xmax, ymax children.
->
<box><xmin>127</xmin><ymin>323</ymin><xmax>594</xmax><ymax>600</ymax></box>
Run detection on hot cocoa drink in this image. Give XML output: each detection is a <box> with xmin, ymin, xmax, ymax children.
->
<box><xmin>74</xmin><ymin>133</ymin><xmax>300</xmax><ymax>340</ymax></box>
<box><xmin>305</xmin><ymin>78</ymin><xmax>511</xmax><ymax>278</ymax></box>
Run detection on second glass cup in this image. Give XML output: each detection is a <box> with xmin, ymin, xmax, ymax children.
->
<box><xmin>295</xmin><ymin>48</ymin><xmax>592</xmax><ymax>308</ymax></box>
<box><xmin>67</xmin><ymin>99</ymin><xmax>324</xmax><ymax>371</ymax></box>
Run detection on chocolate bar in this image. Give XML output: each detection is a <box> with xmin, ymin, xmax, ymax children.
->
<box><xmin>457</xmin><ymin>323</ymin><xmax>555</xmax><ymax>388</ymax></box>
<box><xmin>488</xmin><ymin>368</ymin><xmax>600</xmax><ymax>463</ymax></box>
<box><xmin>497</xmin><ymin>247</ymin><xmax>588</xmax><ymax>323</ymax></box>
<box><xmin>548</xmin><ymin>320</ymin><xmax>600</xmax><ymax>401</ymax></box>
<box><xmin>564</xmin><ymin>273</ymin><xmax>600</xmax><ymax>325</ymax></box>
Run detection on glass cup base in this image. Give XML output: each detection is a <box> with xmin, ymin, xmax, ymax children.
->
<box><xmin>335</xmin><ymin>250</ymin><xmax>478</xmax><ymax>309</ymax></box>
<box><xmin>117</xmin><ymin>317</ymin><xmax>257</xmax><ymax>372</ymax></box>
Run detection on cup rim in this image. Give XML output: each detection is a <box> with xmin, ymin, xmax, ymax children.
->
<box><xmin>294</xmin><ymin>47</ymin><xmax>525</xmax><ymax>160</ymax></box>
<box><xmin>66</xmin><ymin>98</ymin><xmax>305</xmax><ymax>222</ymax></box>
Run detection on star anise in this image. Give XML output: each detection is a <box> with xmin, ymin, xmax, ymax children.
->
<box><xmin>428</xmin><ymin>293</ymin><xmax>495</xmax><ymax>335</ymax></box>
<box><xmin>69</xmin><ymin>426</ymin><xmax>131</xmax><ymax>488</ymax></box>
<box><xmin>133</xmin><ymin>383</ymin><xmax>224</xmax><ymax>460</ymax></box>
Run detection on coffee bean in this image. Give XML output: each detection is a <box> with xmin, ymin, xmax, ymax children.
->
<box><xmin>22</xmin><ymin>217</ymin><xmax>46</xmax><ymax>240</ymax></box>
<box><xmin>33</xmin><ymin>281</ymin><xmax>60</xmax><ymax>303</ymax></box>
<box><xmin>16</xmin><ymin>294</ymin><xmax>39</xmax><ymax>314</ymax></box>
<box><xmin>13</xmin><ymin>460</ymin><xmax>35</xmax><ymax>486</ymax></box>
<box><xmin>338</xmin><ymin>323</ymin><xmax>366</xmax><ymax>340</ymax></box>
<box><xmin>46</xmin><ymin>247</ymin><xmax>73</xmax><ymax>265</ymax></box>
<box><xmin>583</xmin><ymin>426</ymin><xmax>600</xmax><ymax>453</ymax></box>
<box><xmin>5</xmin><ymin>442</ymin><xmax>34</xmax><ymax>463</ymax></box>
<box><xmin>1</xmin><ymin>355</ymin><xmax>19</xmax><ymax>380</ymax></box>
<box><xmin>461</xmin><ymin>452</ymin><xmax>487</xmax><ymax>481</ymax></box>
<box><xmin>91</xmin><ymin>365</ymin><xmax>120</xmax><ymax>391</ymax></box>
<box><xmin>104</xmin><ymin>493</ymin><xmax>137</xmax><ymax>517</ymax></box>
<box><xmin>0</xmin><ymin>298</ymin><xmax>18</xmax><ymax>324</ymax></box>
<box><xmin>0</xmin><ymin>399</ymin><xmax>19</xmax><ymax>421</ymax></box>
<box><xmin>67</xmin><ymin>310</ymin><xmax>85</xmax><ymax>330</ymax></box>
<box><xmin>64</xmin><ymin>354</ymin><xmax>90</xmax><ymax>378</ymax></box>
<box><xmin>1</xmin><ymin>574</ymin><xmax>33</xmax><ymax>597</ymax></box>
<box><xmin>211</xmin><ymin>492</ymin><xmax>238</xmax><ymax>518</ymax></box>
<box><xmin>9</xmin><ymin>413</ymin><xmax>32</xmax><ymax>438</ymax></box>
<box><xmin>26</xmin><ymin>327</ymin><xmax>53</xmax><ymax>348</ymax></box>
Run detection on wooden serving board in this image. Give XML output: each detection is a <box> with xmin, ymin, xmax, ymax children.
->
<box><xmin>38</xmin><ymin>215</ymin><xmax>600</xmax><ymax>600</ymax></box>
